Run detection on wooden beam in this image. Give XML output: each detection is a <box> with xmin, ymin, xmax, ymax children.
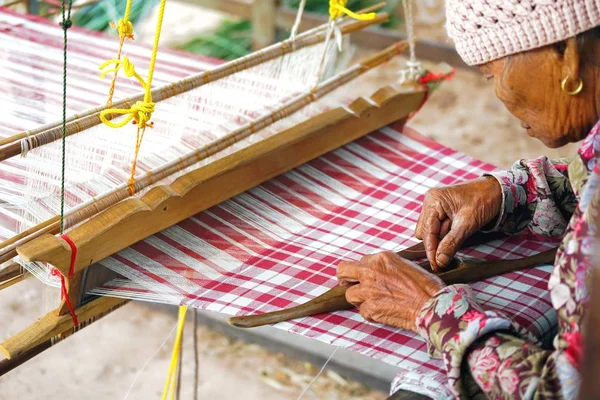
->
<box><xmin>17</xmin><ymin>86</ymin><xmax>425</xmax><ymax>278</ymax></box>
<box><xmin>0</xmin><ymin>296</ymin><xmax>128</xmax><ymax>360</ymax></box>
<box><xmin>275</xmin><ymin>7</ymin><xmax>471</xmax><ymax>69</ymax></box>
<box><xmin>183</xmin><ymin>2</ymin><xmax>469</xmax><ymax>68</ymax></box>
<box><xmin>251</xmin><ymin>0</ymin><xmax>276</xmax><ymax>50</ymax></box>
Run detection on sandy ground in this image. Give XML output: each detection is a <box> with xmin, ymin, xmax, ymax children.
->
<box><xmin>0</xmin><ymin>3</ymin><xmax>578</xmax><ymax>400</ymax></box>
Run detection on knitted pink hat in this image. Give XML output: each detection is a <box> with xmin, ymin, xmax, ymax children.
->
<box><xmin>445</xmin><ymin>0</ymin><xmax>600</xmax><ymax>65</ymax></box>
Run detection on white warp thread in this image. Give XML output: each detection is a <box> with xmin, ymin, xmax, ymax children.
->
<box><xmin>123</xmin><ymin>321</ymin><xmax>179</xmax><ymax>400</ymax></box>
<box><xmin>297</xmin><ymin>346</ymin><xmax>339</xmax><ymax>400</ymax></box>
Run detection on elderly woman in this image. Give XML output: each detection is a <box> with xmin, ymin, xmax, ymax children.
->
<box><xmin>337</xmin><ymin>1</ymin><xmax>600</xmax><ymax>398</ymax></box>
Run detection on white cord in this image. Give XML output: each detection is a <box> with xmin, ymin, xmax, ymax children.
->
<box><xmin>296</xmin><ymin>346</ymin><xmax>339</xmax><ymax>400</ymax></box>
<box><xmin>398</xmin><ymin>0</ymin><xmax>422</xmax><ymax>83</ymax></box>
<box><xmin>290</xmin><ymin>0</ymin><xmax>307</xmax><ymax>41</ymax></box>
<box><xmin>123</xmin><ymin>321</ymin><xmax>179</xmax><ymax>400</ymax></box>
<box><xmin>20</xmin><ymin>131</ymin><xmax>32</xmax><ymax>158</ymax></box>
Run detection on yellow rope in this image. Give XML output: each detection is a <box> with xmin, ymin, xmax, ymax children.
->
<box><xmin>99</xmin><ymin>57</ymin><xmax>146</xmax><ymax>87</ymax></box>
<box><xmin>161</xmin><ymin>306</ymin><xmax>187</xmax><ymax>400</ymax></box>
<box><xmin>329</xmin><ymin>0</ymin><xmax>377</xmax><ymax>20</ymax></box>
<box><xmin>101</xmin><ymin>0</ymin><xmax>135</xmax><ymax>107</ymax></box>
<box><xmin>99</xmin><ymin>0</ymin><xmax>167</xmax><ymax>195</ymax></box>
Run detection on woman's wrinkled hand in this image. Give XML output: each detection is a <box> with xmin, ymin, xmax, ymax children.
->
<box><xmin>415</xmin><ymin>176</ymin><xmax>502</xmax><ymax>271</ymax></box>
<box><xmin>337</xmin><ymin>251</ymin><xmax>445</xmax><ymax>332</ymax></box>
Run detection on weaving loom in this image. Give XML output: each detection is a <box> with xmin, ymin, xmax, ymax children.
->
<box><xmin>0</xmin><ymin>3</ymin><xmax>559</xmax><ymax>399</ymax></box>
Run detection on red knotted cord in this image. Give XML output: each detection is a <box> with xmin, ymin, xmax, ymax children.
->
<box><xmin>50</xmin><ymin>234</ymin><xmax>79</xmax><ymax>326</ymax></box>
<box><xmin>407</xmin><ymin>68</ymin><xmax>457</xmax><ymax>121</ymax></box>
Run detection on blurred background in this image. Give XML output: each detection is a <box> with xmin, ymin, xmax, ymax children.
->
<box><xmin>0</xmin><ymin>1</ymin><xmax>577</xmax><ymax>399</ymax></box>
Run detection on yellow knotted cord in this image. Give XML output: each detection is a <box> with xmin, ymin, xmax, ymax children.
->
<box><xmin>161</xmin><ymin>306</ymin><xmax>187</xmax><ymax>400</ymax></box>
<box><xmin>99</xmin><ymin>0</ymin><xmax>167</xmax><ymax>195</ymax></box>
<box><xmin>329</xmin><ymin>0</ymin><xmax>377</xmax><ymax>20</ymax></box>
<box><xmin>102</xmin><ymin>0</ymin><xmax>134</xmax><ymax>107</ymax></box>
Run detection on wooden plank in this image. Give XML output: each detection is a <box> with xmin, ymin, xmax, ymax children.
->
<box><xmin>17</xmin><ymin>85</ymin><xmax>426</xmax><ymax>278</ymax></box>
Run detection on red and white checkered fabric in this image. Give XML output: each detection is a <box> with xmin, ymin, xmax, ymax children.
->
<box><xmin>0</xmin><ymin>10</ymin><xmax>558</xmax><ymax>398</ymax></box>
<box><xmin>92</xmin><ymin>125</ymin><xmax>557</xmax><ymax>399</ymax></box>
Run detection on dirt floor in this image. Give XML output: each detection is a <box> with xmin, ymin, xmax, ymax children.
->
<box><xmin>0</xmin><ymin>3</ymin><xmax>578</xmax><ymax>400</ymax></box>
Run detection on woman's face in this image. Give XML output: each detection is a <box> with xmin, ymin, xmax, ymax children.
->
<box><xmin>479</xmin><ymin>43</ymin><xmax>598</xmax><ymax>148</ymax></box>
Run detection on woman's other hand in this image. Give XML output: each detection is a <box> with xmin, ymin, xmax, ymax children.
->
<box><xmin>337</xmin><ymin>251</ymin><xmax>445</xmax><ymax>332</ymax></box>
<box><xmin>415</xmin><ymin>176</ymin><xmax>502</xmax><ymax>271</ymax></box>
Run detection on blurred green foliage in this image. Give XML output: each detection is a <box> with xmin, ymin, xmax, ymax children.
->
<box><xmin>69</xmin><ymin>0</ymin><xmax>401</xmax><ymax>61</ymax></box>
<box><xmin>71</xmin><ymin>0</ymin><xmax>159</xmax><ymax>31</ymax></box>
<box><xmin>178</xmin><ymin>20</ymin><xmax>253</xmax><ymax>61</ymax></box>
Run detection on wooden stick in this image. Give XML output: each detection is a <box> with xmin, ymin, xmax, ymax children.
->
<box><xmin>0</xmin><ymin>274</ymin><xmax>26</xmax><ymax>291</ymax></box>
<box><xmin>0</xmin><ymin>15</ymin><xmax>387</xmax><ymax>155</ymax></box>
<box><xmin>11</xmin><ymin>44</ymin><xmax>412</xmax><ymax>276</ymax></box>
<box><xmin>0</xmin><ymin>262</ymin><xmax>27</xmax><ymax>291</ymax></box>
<box><xmin>228</xmin><ymin>239</ymin><xmax>557</xmax><ymax>328</ymax></box>
<box><xmin>18</xmin><ymin>84</ymin><xmax>424</xmax><ymax>278</ymax></box>
<box><xmin>0</xmin><ymin>296</ymin><xmax>128</xmax><ymax>360</ymax></box>
<box><xmin>0</xmin><ymin>340</ymin><xmax>52</xmax><ymax>377</ymax></box>
<box><xmin>0</xmin><ymin>262</ymin><xmax>21</xmax><ymax>284</ymax></box>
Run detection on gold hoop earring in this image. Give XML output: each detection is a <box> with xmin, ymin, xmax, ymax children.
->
<box><xmin>561</xmin><ymin>75</ymin><xmax>583</xmax><ymax>96</ymax></box>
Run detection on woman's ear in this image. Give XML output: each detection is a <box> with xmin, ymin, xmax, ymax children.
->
<box><xmin>563</xmin><ymin>37</ymin><xmax>581</xmax><ymax>81</ymax></box>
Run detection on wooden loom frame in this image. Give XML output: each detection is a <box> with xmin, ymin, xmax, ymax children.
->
<box><xmin>181</xmin><ymin>0</ymin><xmax>467</xmax><ymax>68</ymax></box>
<box><xmin>0</xmin><ymin>9</ymin><xmax>429</xmax><ymax>372</ymax></box>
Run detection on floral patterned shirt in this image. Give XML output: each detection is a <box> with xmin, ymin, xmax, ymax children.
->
<box><xmin>416</xmin><ymin>121</ymin><xmax>600</xmax><ymax>399</ymax></box>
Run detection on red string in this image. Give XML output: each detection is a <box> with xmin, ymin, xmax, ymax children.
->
<box><xmin>417</xmin><ymin>69</ymin><xmax>457</xmax><ymax>85</ymax></box>
<box><xmin>60</xmin><ymin>234</ymin><xmax>78</xmax><ymax>277</ymax></box>
<box><xmin>406</xmin><ymin>68</ymin><xmax>457</xmax><ymax>121</ymax></box>
<box><xmin>48</xmin><ymin>234</ymin><xmax>79</xmax><ymax>326</ymax></box>
<box><xmin>50</xmin><ymin>270</ymin><xmax>79</xmax><ymax>326</ymax></box>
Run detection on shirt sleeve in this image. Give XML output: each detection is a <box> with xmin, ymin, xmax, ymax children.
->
<box><xmin>483</xmin><ymin>157</ymin><xmax>577</xmax><ymax>236</ymax></box>
<box><xmin>416</xmin><ymin>285</ymin><xmax>581</xmax><ymax>400</ymax></box>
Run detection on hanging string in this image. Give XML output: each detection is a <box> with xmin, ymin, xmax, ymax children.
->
<box><xmin>103</xmin><ymin>0</ymin><xmax>135</xmax><ymax>108</ymax></box>
<box><xmin>176</xmin><ymin>331</ymin><xmax>183</xmax><ymax>400</ymax></box>
<box><xmin>289</xmin><ymin>0</ymin><xmax>307</xmax><ymax>40</ymax></box>
<box><xmin>193</xmin><ymin>309</ymin><xmax>199</xmax><ymax>400</ymax></box>
<box><xmin>297</xmin><ymin>346</ymin><xmax>339</xmax><ymax>399</ymax></box>
<box><xmin>161</xmin><ymin>306</ymin><xmax>188</xmax><ymax>400</ymax></box>
<box><xmin>100</xmin><ymin>0</ymin><xmax>167</xmax><ymax>196</ymax></box>
<box><xmin>398</xmin><ymin>0</ymin><xmax>422</xmax><ymax>83</ymax></box>
<box><xmin>123</xmin><ymin>321</ymin><xmax>179</xmax><ymax>400</ymax></box>
<box><xmin>56</xmin><ymin>0</ymin><xmax>79</xmax><ymax>328</ymax></box>
<box><xmin>59</xmin><ymin>0</ymin><xmax>73</xmax><ymax>234</ymax></box>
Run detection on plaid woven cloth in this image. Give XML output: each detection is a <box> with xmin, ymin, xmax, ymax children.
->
<box><xmin>89</xmin><ymin>124</ymin><xmax>557</xmax><ymax>399</ymax></box>
<box><xmin>0</xmin><ymin>10</ymin><xmax>558</xmax><ymax>398</ymax></box>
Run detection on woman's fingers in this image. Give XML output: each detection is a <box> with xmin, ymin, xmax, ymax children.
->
<box><xmin>336</xmin><ymin>260</ymin><xmax>363</xmax><ymax>285</ymax></box>
<box><xmin>345</xmin><ymin>284</ymin><xmax>366</xmax><ymax>306</ymax></box>
<box><xmin>420</xmin><ymin>205</ymin><xmax>447</xmax><ymax>272</ymax></box>
<box><xmin>440</xmin><ymin>218</ymin><xmax>452</xmax><ymax>239</ymax></box>
<box><xmin>436</xmin><ymin>212</ymin><xmax>476</xmax><ymax>268</ymax></box>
